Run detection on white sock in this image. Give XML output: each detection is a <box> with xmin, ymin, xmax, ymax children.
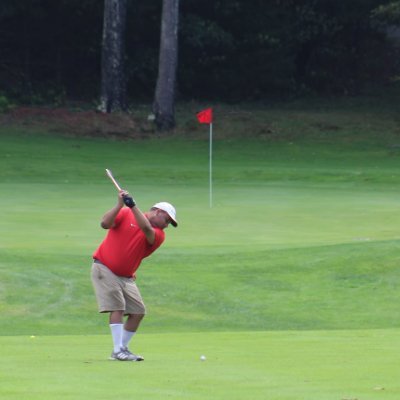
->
<box><xmin>122</xmin><ymin>329</ymin><xmax>136</xmax><ymax>348</ymax></box>
<box><xmin>110</xmin><ymin>324</ymin><xmax>123</xmax><ymax>353</ymax></box>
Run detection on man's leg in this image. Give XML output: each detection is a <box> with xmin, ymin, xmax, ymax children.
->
<box><xmin>109</xmin><ymin>312</ymin><xmax>143</xmax><ymax>361</ymax></box>
<box><xmin>125</xmin><ymin>313</ymin><xmax>144</xmax><ymax>331</ymax></box>
<box><xmin>122</xmin><ymin>313</ymin><xmax>145</xmax><ymax>348</ymax></box>
<box><xmin>121</xmin><ymin>279</ymin><xmax>146</xmax><ymax>359</ymax></box>
<box><xmin>109</xmin><ymin>310</ymin><xmax>124</xmax><ymax>353</ymax></box>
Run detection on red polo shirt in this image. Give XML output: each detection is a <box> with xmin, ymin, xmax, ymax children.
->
<box><xmin>93</xmin><ymin>208</ymin><xmax>165</xmax><ymax>277</ymax></box>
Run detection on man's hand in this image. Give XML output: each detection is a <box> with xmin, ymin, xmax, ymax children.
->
<box><xmin>101</xmin><ymin>190</ymin><xmax>134</xmax><ymax>228</ymax></box>
<box><xmin>119</xmin><ymin>189</ymin><xmax>135</xmax><ymax>208</ymax></box>
<box><xmin>123</xmin><ymin>195</ymin><xmax>135</xmax><ymax>208</ymax></box>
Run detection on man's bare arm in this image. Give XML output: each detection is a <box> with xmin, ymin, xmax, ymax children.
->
<box><xmin>130</xmin><ymin>206</ymin><xmax>155</xmax><ymax>245</ymax></box>
<box><xmin>100</xmin><ymin>191</ymin><xmax>125</xmax><ymax>229</ymax></box>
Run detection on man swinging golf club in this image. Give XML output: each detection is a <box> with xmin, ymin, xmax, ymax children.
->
<box><xmin>91</xmin><ymin>169</ymin><xmax>178</xmax><ymax>361</ymax></box>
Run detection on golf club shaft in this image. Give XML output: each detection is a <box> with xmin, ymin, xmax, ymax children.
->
<box><xmin>105</xmin><ymin>169</ymin><xmax>122</xmax><ymax>191</ymax></box>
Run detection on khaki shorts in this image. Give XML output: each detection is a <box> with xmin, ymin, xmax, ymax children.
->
<box><xmin>91</xmin><ymin>261</ymin><xmax>146</xmax><ymax>315</ymax></box>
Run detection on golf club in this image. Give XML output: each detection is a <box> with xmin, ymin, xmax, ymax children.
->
<box><xmin>105</xmin><ymin>168</ymin><xmax>122</xmax><ymax>191</ymax></box>
<box><xmin>105</xmin><ymin>168</ymin><xmax>135</xmax><ymax>207</ymax></box>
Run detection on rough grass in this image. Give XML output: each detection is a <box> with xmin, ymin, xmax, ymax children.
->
<box><xmin>1</xmin><ymin>106</ymin><xmax>400</xmax><ymax>334</ymax></box>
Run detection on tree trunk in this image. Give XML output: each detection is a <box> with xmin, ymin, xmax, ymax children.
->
<box><xmin>99</xmin><ymin>0</ymin><xmax>127</xmax><ymax>113</ymax></box>
<box><xmin>153</xmin><ymin>0</ymin><xmax>179</xmax><ymax>131</ymax></box>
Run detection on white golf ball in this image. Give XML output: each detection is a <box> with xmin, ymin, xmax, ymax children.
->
<box><xmin>200</xmin><ymin>355</ymin><xmax>206</xmax><ymax>361</ymax></box>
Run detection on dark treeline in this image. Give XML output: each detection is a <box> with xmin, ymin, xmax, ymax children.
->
<box><xmin>0</xmin><ymin>0</ymin><xmax>399</xmax><ymax>104</ymax></box>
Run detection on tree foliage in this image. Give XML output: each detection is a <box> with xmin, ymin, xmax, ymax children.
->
<box><xmin>0</xmin><ymin>0</ymin><xmax>398</xmax><ymax>104</ymax></box>
<box><xmin>372</xmin><ymin>1</ymin><xmax>400</xmax><ymax>24</ymax></box>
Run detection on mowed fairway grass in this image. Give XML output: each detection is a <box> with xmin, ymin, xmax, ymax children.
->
<box><xmin>1</xmin><ymin>101</ymin><xmax>400</xmax><ymax>399</ymax></box>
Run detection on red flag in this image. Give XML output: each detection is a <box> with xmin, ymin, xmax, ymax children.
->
<box><xmin>196</xmin><ymin>108</ymin><xmax>213</xmax><ymax>124</ymax></box>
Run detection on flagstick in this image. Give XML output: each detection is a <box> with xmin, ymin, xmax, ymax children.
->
<box><xmin>196</xmin><ymin>108</ymin><xmax>213</xmax><ymax>208</ymax></box>
<box><xmin>209</xmin><ymin>122</ymin><xmax>213</xmax><ymax>208</ymax></box>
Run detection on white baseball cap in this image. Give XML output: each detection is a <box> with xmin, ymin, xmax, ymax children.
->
<box><xmin>152</xmin><ymin>202</ymin><xmax>178</xmax><ymax>227</ymax></box>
